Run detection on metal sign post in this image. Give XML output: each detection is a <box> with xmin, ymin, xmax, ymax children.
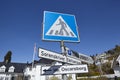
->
<box><xmin>41</xmin><ymin>11</ymin><xmax>83</xmax><ymax>80</ymax></box>
<box><xmin>60</xmin><ymin>41</ymin><xmax>67</xmax><ymax>80</ymax></box>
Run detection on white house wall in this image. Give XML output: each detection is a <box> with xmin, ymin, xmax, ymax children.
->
<box><xmin>114</xmin><ymin>68</ymin><xmax>120</xmax><ymax>77</ymax></box>
<box><xmin>113</xmin><ymin>55</ymin><xmax>120</xmax><ymax>77</ymax></box>
<box><xmin>35</xmin><ymin>65</ymin><xmax>46</xmax><ymax>80</ymax></box>
<box><xmin>0</xmin><ymin>74</ymin><xmax>11</xmax><ymax>80</ymax></box>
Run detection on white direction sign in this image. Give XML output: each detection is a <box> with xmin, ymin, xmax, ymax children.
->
<box><xmin>38</xmin><ymin>48</ymin><xmax>81</xmax><ymax>65</ymax></box>
<box><xmin>43</xmin><ymin>11</ymin><xmax>80</xmax><ymax>42</ymax></box>
<box><xmin>65</xmin><ymin>47</ymin><xmax>94</xmax><ymax>64</ymax></box>
<box><xmin>39</xmin><ymin>48</ymin><xmax>66</xmax><ymax>63</ymax></box>
<box><xmin>79</xmin><ymin>53</ymin><xmax>94</xmax><ymax>64</ymax></box>
<box><xmin>41</xmin><ymin>64</ymin><xmax>88</xmax><ymax>75</ymax></box>
<box><xmin>66</xmin><ymin>56</ymin><xmax>81</xmax><ymax>64</ymax></box>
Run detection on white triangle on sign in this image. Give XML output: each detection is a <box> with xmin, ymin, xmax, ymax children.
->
<box><xmin>46</xmin><ymin>16</ymin><xmax>77</xmax><ymax>37</ymax></box>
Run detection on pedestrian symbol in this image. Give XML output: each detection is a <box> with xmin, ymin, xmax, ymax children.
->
<box><xmin>43</xmin><ymin>11</ymin><xmax>80</xmax><ymax>42</ymax></box>
<box><xmin>46</xmin><ymin>16</ymin><xmax>77</xmax><ymax>37</ymax></box>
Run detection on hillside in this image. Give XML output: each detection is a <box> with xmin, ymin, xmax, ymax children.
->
<box><xmin>78</xmin><ymin>45</ymin><xmax>120</xmax><ymax>77</ymax></box>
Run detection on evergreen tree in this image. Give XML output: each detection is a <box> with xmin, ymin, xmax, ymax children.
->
<box><xmin>4</xmin><ymin>51</ymin><xmax>12</xmax><ymax>63</ymax></box>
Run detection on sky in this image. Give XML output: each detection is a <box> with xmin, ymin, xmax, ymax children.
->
<box><xmin>0</xmin><ymin>0</ymin><xmax>120</xmax><ymax>63</ymax></box>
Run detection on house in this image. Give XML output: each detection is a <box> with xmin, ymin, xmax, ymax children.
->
<box><xmin>0</xmin><ymin>58</ymin><xmax>78</xmax><ymax>80</ymax></box>
<box><xmin>0</xmin><ymin>62</ymin><xmax>26</xmax><ymax>80</ymax></box>
<box><xmin>95</xmin><ymin>53</ymin><xmax>111</xmax><ymax>65</ymax></box>
<box><xmin>112</xmin><ymin>55</ymin><xmax>120</xmax><ymax>77</ymax></box>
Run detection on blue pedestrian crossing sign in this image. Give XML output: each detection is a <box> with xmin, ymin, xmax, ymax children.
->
<box><xmin>42</xmin><ymin>11</ymin><xmax>80</xmax><ymax>42</ymax></box>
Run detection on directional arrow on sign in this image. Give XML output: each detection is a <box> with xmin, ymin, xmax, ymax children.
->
<box><xmin>43</xmin><ymin>69</ymin><xmax>52</xmax><ymax>72</ymax></box>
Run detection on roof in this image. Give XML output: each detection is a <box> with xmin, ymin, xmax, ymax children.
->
<box><xmin>0</xmin><ymin>62</ymin><xmax>27</xmax><ymax>73</ymax></box>
<box><xmin>27</xmin><ymin>58</ymin><xmax>55</xmax><ymax>67</ymax></box>
<box><xmin>38</xmin><ymin>58</ymin><xmax>54</xmax><ymax>64</ymax></box>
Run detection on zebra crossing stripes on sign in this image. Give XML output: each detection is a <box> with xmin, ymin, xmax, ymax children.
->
<box><xmin>46</xmin><ymin>16</ymin><xmax>76</xmax><ymax>37</ymax></box>
<box><xmin>43</xmin><ymin>11</ymin><xmax>80</xmax><ymax>42</ymax></box>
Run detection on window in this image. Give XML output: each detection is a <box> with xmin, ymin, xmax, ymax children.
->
<box><xmin>8</xmin><ymin>66</ymin><xmax>15</xmax><ymax>72</ymax></box>
<box><xmin>5</xmin><ymin>77</ymin><xmax>9</xmax><ymax>80</ymax></box>
<box><xmin>0</xmin><ymin>65</ymin><xmax>6</xmax><ymax>72</ymax></box>
<box><xmin>0</xmin><ymin>77</ymin><xmax>4</xmax><ymax>80</ymax></box>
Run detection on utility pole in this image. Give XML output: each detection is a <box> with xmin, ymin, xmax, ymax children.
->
<box><xmin>96</xmin><ymin>57</ymin><xmax>103</xmax><ymax>76</ymax></box>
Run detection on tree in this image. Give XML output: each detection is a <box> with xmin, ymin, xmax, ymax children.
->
<box><xmin>4</xmin><ymin>51</ymin><xmax>12</xmax><ymax>63</ymax></box>
<box><xmin>114</xmin><ymin>45</ymin><xmax>120</xmax><ymax>53</ymax></box>
<box><xmin>49</xmin><ymin>76</ymin><xmax>59</xmax><ymax>80</ymax></box>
